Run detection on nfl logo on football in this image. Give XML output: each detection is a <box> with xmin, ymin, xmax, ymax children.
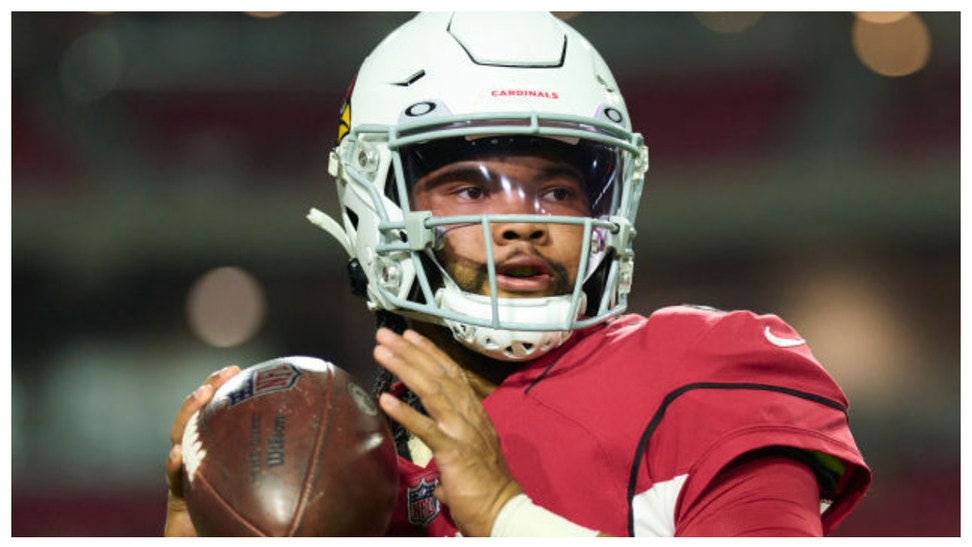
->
<box><xmin>227</xmin><ymin>363</ymin><xmax>303</xmax><ymax>407</ymax></box>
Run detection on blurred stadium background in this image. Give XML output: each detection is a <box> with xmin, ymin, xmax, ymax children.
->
<box><xmin>9</xmin><ymin>11</ymin><xmax>960</xmax><ymax>536</ymax></box>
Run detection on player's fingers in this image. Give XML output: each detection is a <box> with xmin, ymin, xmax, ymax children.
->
<box><xmin>374</xmin><ymin>329</ymin><xmax>458</xmax><ymax>398</ymax></box>
<box><xmin>376</xmin><ymin>349</ymin><xmax>482</xmax><ymax>443</ymax></box>
<box><xmin>373</xmin><ymin>342</ymin><xmax>461</xmax><ymax>420</ymax></box>
<box><xmin>169</xmin><ymin>366</ymin><xmax>240</xmax><ymax>446</ymax></box>
<box><xmin>376</xmin><ymin>328</ymin><xmax>471</xmax><ymax>392</ymax></box>
<box><xmin>402</xmin><ymin>329</ymin><xmax>466</xmax><ymax>381</ymax></box>
<box><xmin>206</xmin><ymin>364</ymin><xmax>241</xmax><ymax>390</ymax></box>
<box><xmin>378</xmin><ymin>328</ymin><xmax>460</xmax><ymax>373</ymax></box>
<box><xmin>165</xmin><ymin>444</ymin><xmax>185</xmax><ymax>498</ymax></box>
<box><xmin>375</xmin><ymin>329</ymin><xmax>489</xmax><ymax>438</ymax></box>
<box><xmin>378</xmin><ymin>392</ymin><xmax>449</xmax><ymax>448</ymax></box>
<box><xmin>170</xmin><ymin>384</ymin><xmax>211</xmax><ymax>446</ymax></box>
<box><xmin>164</xmin><ymin>468</ymin><xmax>197</xmax><ymax>537</ymax></box>
<box><xmin>400</xmin><ymin>329</ymin><xmax>487</xmax><ymax>416</ymax></box>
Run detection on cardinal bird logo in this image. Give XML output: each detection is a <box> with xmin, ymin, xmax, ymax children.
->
<box><xmin>336</xmin><ymin>75</ymin><xmax>356</xmax><ymax>145</ymax></box>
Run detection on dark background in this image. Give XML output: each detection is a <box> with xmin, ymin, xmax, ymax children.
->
<box><xmin>9</xmin><ymin>12</ymin><xmax>960</xmax><ymax>536</ymax></box>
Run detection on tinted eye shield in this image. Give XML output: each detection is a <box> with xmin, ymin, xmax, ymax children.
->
<box><xmin>398</xmin><ymin>135</ymin><xmax>621</xmax><ymax>219</ymax></box>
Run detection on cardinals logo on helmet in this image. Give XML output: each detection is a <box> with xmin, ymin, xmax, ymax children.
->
<box><xmin>336</xmin><ymin>76</ymin><xmax>356</xmax><ymax>145</ymax></box>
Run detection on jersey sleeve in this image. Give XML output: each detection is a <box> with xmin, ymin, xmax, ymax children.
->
<box><xmin>636</xmin><ymin>306</ymin><xmax>871</xmax><ymax>535</ymax></box>
<box><xmin>677</xmin><ymin>450</ymin><xmax>825</xmax><ymax>536</ymax></box>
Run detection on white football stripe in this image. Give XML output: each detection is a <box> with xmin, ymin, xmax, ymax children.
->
<box><xmin>181</xmin><ymin>409</ymin><xmax>207</xmax><ymax>485</ymax></box>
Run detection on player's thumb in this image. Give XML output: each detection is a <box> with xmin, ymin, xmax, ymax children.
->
<box><xmin>166</xmin><ymin>444</ymin><xmax>186</xmax><ymax>499</ymax></box>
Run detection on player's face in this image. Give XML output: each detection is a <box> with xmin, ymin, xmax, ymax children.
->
<box><xmin>411</xmin><ymin>155</ymin><xmax>589</xmax><ymax>299</ymax></box>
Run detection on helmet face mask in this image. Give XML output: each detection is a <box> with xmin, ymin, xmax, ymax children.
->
<box><xmin>312</xmin><ymin>12</ymin><xmax>648</xmax><ymax>361</ymax></box>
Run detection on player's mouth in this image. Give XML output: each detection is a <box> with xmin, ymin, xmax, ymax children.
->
<box><xmin>495</xmin><ymin>256</ymin><xmax>555</xmax><ymax>293</ymax></box>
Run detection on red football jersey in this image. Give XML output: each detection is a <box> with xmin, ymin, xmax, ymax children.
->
<box><xmin>386</xmin><ymin>306</ymin><xmax>871</xmax><ymax>536</ymax></box>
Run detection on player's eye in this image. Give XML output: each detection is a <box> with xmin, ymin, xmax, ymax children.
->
<box><xmin>543</xmin><ymin>187</ymin><xmax>572</xmax><ymax>201</ymax></box>
<box><xmin>535</xmin><ymin>181</ymin><xmax>589</xmax><ymax>216</ymax></box>
<box><xmin>455</xmin><ymin>186</ymin><xmax>487</xmax><ymax>200</ymax></box>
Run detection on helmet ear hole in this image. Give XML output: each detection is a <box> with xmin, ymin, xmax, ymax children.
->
<box><xmin>383</xmin><ymin>169</ymin><xmax>402</xmax><ymax>205</ymax></box>
<box><xmin>345</xmin><ymin>208</ymin><xmax>359</xmax><ymax>230</ymax></box>
<box><xmin>406</xmin><ymin>253</ymin><xmax>442</xmax><ymax>307</ymax></box>
<box><xmin>346</xmin><ymin>258</ymin><xmax>369</xmax><ymax>300</ymax></box>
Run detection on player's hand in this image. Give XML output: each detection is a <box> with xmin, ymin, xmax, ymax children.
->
<box><xmin>373</xmin><ymin>327</ymin><xmax>523</xmax><ymax>537</ymax></box>
<box><xmin>163</xmin><ymin>365</ymin><xmax>241</xmax><ymax>537</ymax></box>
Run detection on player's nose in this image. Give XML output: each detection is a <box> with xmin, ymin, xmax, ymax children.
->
<box><xmin>498</xmin><ymin>223</ymin><xmax>547</xmax><ymax>242</ymax></box>
<box><xmin>493</xmin><ymin>213</ymin><xmax>549</xmax><ymax>244</ymax></box>
<box><xmin>489</xmin><ymin>186</ymin><xmax>549</xmax><ymax>243</ymax></box>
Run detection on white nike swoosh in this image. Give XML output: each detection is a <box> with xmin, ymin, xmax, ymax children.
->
<box><xmin>764</xmin><ymin>325</ymin><xmax>806</xmax><ymax>348</ymax></box>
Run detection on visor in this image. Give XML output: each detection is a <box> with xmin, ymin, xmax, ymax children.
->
<box><xmin>398</xmin><ymin>135</ymin><xmax>622</xmax><ymax>219</ymax></box>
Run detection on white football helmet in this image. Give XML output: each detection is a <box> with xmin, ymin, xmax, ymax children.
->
<box><xmin>308</xmin><ymin>12</ymin><xmax>648</xmax><ymax>361</ymax></box>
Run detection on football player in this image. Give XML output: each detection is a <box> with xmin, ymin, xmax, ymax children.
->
<box><xmin>165</xmin><ymin>12</ymin><xmax>870</xmax><ymax>536</ymax></box>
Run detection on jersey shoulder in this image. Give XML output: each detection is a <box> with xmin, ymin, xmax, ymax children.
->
<box><xmin>642</xmin><ymin>303</ymin><xmax>799</xmax><ymax>343</ymax></box>
<box><xmin>603</xmin><ymin>305</ymin><xmax>846</xmax><ymax>404</ymax></box>
<box><xmin>607</xmin><ymin>304</ymin><xmax>782</xmax><ymax>344</ymax></box>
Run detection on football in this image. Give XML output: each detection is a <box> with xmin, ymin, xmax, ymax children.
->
<box><xmin>181</xmin><ymin>356</ymin><xmax>399</xmax><ymax>536</ymax></box>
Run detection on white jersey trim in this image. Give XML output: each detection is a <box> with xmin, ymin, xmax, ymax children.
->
<box><xmin>630</xmin><ymin>473</ymin><xmax>688</xmax><ymax>537</ymax></box>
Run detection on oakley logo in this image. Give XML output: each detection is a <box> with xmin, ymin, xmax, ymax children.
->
<box><xmin>405</xmin><ymin>101</ymin><xmax>437</xmax><ymax>117</ymax></box>
<box><xmin>603</xmin><ymin>107</ymin><xmax>624</xmax><ymax>123</ymax></box>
